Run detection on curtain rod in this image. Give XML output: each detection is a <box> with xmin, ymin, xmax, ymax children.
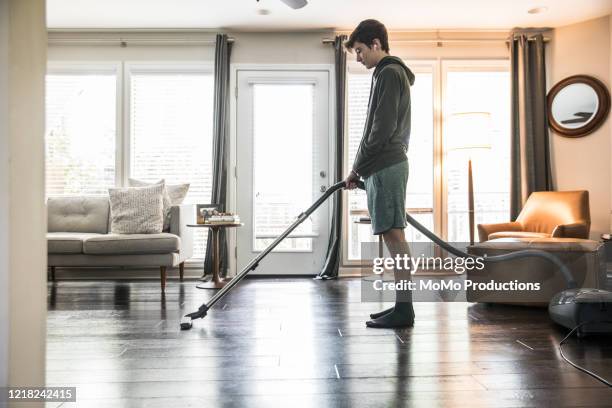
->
<box><xmin>48</xmin><ymin>37</ymin><xmax>235</xmax><ymax>46</ymax></box>
<box><xmin>322</xmin><ymin>37</ymin><xmax>550</xmax><ymax>44</ymax></box>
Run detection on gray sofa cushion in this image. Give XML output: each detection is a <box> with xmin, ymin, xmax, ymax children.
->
<box><xmin>83</xmin><ymin>233</ymin><xmax>180</xmax><ymax>255</ymax></box>
<box><xmin>47</xmin><ymin>196</ymin><xmax>110</xmax><ymax>234</ymax></box>
<box><xmin>47</xmin><ymin>232</ymin><xmax>103</xmax><ymax>254</ymax></box>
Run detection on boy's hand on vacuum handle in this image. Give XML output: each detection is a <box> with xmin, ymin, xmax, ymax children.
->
<box><xmin>344</xmin><ymin>170</ymin><xmax>360</xmax><ymax>190</ymax></box>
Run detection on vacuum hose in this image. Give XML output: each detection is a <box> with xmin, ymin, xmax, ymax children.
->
<box><xmin>353</xmin><ymin>180</ymin><xmax>577</xmax><ymax>289</ymax></box>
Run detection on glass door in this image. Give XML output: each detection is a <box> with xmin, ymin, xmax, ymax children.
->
<box><xmin>236</xmin><ymin>70</ymin><xmax>330</xmax><ymax>275</ymax></box>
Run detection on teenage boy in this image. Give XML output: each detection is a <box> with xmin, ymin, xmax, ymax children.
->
<box><xmin>344</xmin><ymin>19</ymin><xmax>416</xmax><ymax>328</ymax></box>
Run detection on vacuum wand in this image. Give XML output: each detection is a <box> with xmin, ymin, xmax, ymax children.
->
<box><xmin>181</xmin><ymin>180</ymin><xmax>348</xmax><ymax>329</ymax></box>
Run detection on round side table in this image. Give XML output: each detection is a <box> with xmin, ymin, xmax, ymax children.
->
<box><xmin>187</xmin><ymin>223</ymin><xmax>243</xmax><ymax>289</ymax></box>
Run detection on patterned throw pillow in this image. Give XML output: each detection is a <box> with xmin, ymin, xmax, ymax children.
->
<box><xmin>128</xmin><ymin>178</ymin><xmax>190</xmax><ymax>231</ymax></box>
<box><xmin>108</xmin><ymin>184</ymin><xmax>164</xmax><ymax>234</ymax></box>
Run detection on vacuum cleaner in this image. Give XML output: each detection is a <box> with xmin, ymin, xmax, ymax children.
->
<box><xmin>181</xmin><ymin>179</ymin><xmax>612</xmax><ymax>335</ymax></box>
<box><xmin>549</xmin><ymin>289</ymin><xmax>612</xmax><ymax>337</ymax></box>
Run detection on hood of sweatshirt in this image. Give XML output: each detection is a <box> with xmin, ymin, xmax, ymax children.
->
<box><xmin>373</xmin><ymin>56</ymin><xmax>415</xmax><ymax>86</ymax></box>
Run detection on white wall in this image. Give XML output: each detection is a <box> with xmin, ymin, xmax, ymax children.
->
<box><xmin>6</xmin><ymin>0</ymin><xmax>47</xmax><ymax>400</ymax></box>
<box><xmin>390</xmin><ymin>32</ymin><xmax>509</xmax><ymax>60</ymax></box>
<box><xmin>47</xmin><ymin>39</ymin><xmax>214</xmax><ymax>62</ymax></box>
<box><xmin>0</xmin><ymin>0</ymin><xmax>10</xmax><ymax>389</ymax></box>
<box><xmin>549</xmin><ymin>16</ymin><xmax>611</xmax><ymax>239</ymax></box>
<box><xmin>48</xmin><ymin>30</ymin><xmax>508</xmax><ymax>64</ymax></box>
<box><xmin>47</xmin><ymin>31</ymin><xmax>335</xmax><ymax>63</ymax></box>
<box><xmin>230</xmin><ymin>31</ymin><xmax>334</xmax><ymax>64</ymax></box>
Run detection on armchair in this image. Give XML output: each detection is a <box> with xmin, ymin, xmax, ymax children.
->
<box><xmin>477</xmin><ymin>190</ymin><xmax>590</xmax><ymax>242</ymax></box>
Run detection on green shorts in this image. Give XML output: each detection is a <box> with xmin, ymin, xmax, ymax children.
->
<box><xmin>364</xmin><ymin>160</ymin><xmax>408</xmax><ymax>235</ymax></box>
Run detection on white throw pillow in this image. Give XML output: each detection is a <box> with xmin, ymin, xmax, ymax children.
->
<box><xmin>108</xmin><ymin>184</ymin><xmax>165</xmax><ymax>234</ymax></box>
<box><xmin>128</xmin><ymin>178</ymin><xmax>172</xmax><ymax>229</ymax></box>
<box><xmin>128</xmin><ymin>178</ymin><xmax>190</xmax><ymax>230</ymax></box>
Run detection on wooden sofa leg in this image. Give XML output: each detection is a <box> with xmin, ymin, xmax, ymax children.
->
<box><xmin>179</xmin><ymin>262</ymin><xmax>185</xmax><ymax>281</ymax></box>
<box><xmin>160</xmin><ymin>266</ymin><xmax>167</xmax><ymax>292</ymax></box>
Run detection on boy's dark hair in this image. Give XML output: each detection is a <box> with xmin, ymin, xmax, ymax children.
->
<box><xmin>345</xmin><ymin>19</ymin><xmax>390</xmax><ymax>52</ymax></box>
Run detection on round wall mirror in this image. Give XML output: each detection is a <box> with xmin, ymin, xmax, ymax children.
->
<box><xmin>547</xmin><ymin>75</ymin><xmax>610</xmax><ymax>138</ymax></box>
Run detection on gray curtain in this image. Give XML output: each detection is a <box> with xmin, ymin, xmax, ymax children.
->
<box><xmin>317</xmin><ymin>35</ymin><xmax>347</xmax><ymax>280</ymax></box>
<box><xmin>204</xmin><ymin>34</ymin><xmax>233</xmax><ymax>278</ymax></box>
<box><xmin>509</xmin><ymin>30</ymin><xmax>554</xmax><ymax>220</ymax></box>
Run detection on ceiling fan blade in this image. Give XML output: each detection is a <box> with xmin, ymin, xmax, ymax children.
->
<box><xmin>279</xmin><ymin>0</ymin><xmax>308</xmax><ymax>9</ymax></box>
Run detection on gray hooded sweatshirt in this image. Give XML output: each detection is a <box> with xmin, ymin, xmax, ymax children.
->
<box><xmin>352</xmin><ymin>56</ymin><xmax>415</xmax><ymax>178</ymax></box>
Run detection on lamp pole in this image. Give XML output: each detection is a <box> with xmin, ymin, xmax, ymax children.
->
<box><xmin>449</xmin><ymin>111</ymin><xmax>492</xmax><ymax>246</ymax></box>
<box><xmin>468</xmin><ymin>158</ymin><xmax>475</xmax><ymax>246</ymax></box>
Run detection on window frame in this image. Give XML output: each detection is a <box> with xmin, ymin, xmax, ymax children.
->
<box><xmin>46</xmin><ymin>61</ymin><xmax>216</xmax><ymax>193</ymax></box>
<box><xmin>123</xmin><ymin>62</ymin><xmax>214</xmax><ymax>188</ymax></box>
<box><xmin>440</xmin><ymin>59</ymin><xmax>511</xmax><ymax>240</ymax></box>
<box><xmin>46</xmin><ymin>61</ymin><xmax>123</xmax><ymax>192</ymax></box>
<box><xmin>46</xmin><ymin>61</ymin><xmax>215</xmax><ymax>263</ymax></box>
<box><xmin>341</xmin><ymin>58</ymin><xmax>510</xmax><ymax>270</ymax></box>
<box><xmin>342</xmin><ymin>60</ymin><xmax>439</xmax><ymax>268</ymax></box>
<box><xmin>124</xmin><ymin>62</ymin><xmax>214</xmax><ymax>262</ymax></box>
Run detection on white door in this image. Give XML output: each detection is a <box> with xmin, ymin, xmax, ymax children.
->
<box><xmin>236</xmin><ymin>69</ymin><xmax>331</xmax><ymax>275</ymax></box>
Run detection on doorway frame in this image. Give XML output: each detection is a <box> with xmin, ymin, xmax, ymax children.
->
<box><xmin>228</xmin><ymin>63</ymin><xmax>336</xmax><ymax>277</ymax></box>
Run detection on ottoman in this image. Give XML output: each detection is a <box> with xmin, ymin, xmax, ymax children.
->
<box><xmin>466</xmin><ymin>238</ymin><xmax>606</xmax><ymax>306</ymax></box>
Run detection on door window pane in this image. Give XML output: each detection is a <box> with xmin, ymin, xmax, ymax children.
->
<box><xmin>252</xmin><ymin>83</ymin><xmax>315</xmax><ymax>252</ymax></box>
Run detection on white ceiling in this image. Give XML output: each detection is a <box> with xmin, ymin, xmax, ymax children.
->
<box><xmin>47</xmin><ymin>0</ymin><xmax>612</xmax><ymax>31</ymax></box>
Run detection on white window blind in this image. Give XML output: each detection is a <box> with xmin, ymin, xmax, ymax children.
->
<box><xmin>45</xmin><ymin>74</ymin><xmax>117</xmax><ymax>197</ymax></box>
<box><xmin>129</xmin><ymin>72</ymin><xmax>214</xmax><ymax>258</ymax></box>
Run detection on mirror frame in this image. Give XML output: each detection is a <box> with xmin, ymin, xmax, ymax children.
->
<box><xmin>547</xmin><ymin>75</ymin><xmax>610</xmax><ymax>138</ymax></box>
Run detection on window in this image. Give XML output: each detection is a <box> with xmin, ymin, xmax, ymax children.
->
<box><xmin>345</xmin><ymin>60</ymin><xmax>510</xmax><ymax>263</ymax></box>
<box><xmin>346</xmin><ymin>63</ymin><xmax>435</xmax><ymax>261</ymax></box>
<box><xmin>45</xmin><ymin>71</ymin><xmax>117</xmax><ymax>196</ymax></box>
<box><xmin>128</xmin><ymin>69</ymin><xmax>214</xmax><ymax>258</ymax></box>
<box><xmin>45</xmin><ymin>64</ymin><xmax>214</xmax><ymax>259</ymax></box>
<box><xmin>443</xmin><ymin>63</ymin><xmax>511</xmax><ymax>242</ymax></box>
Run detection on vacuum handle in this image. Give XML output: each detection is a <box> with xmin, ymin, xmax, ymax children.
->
<box><xmin>200</xmin><ymin>179</ymin><xmax>348</xmax><ymax>314</ymax></box>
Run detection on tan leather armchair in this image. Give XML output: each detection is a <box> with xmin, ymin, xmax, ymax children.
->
<box><xmin>477</xmin><ymin>191</ymin><xmax>590</xmax><ymax>242</ymax></box>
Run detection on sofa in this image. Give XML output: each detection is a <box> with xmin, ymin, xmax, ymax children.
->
<box><xmin>47</xmin><ymin>196</ymin><xmax>194</xmax><ymax>291</ymax></box>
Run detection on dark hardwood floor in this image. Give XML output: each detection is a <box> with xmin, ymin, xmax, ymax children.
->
<box><xmin>46</xmin><ymin>277</ymin><xmax>612</xmax><ymax>407</ymax></box>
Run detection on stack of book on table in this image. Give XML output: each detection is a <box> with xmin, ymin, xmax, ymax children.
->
<box><xmin>206</xmin><ymin>213</ymin><xmax>241</xmax><ymax>224</ymax></box>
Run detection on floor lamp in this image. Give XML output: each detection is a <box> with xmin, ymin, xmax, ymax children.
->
<box><xmin>449</xmin><ymin>112</ymin><xmax>492</xmax><ymax>246</ymax></box>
